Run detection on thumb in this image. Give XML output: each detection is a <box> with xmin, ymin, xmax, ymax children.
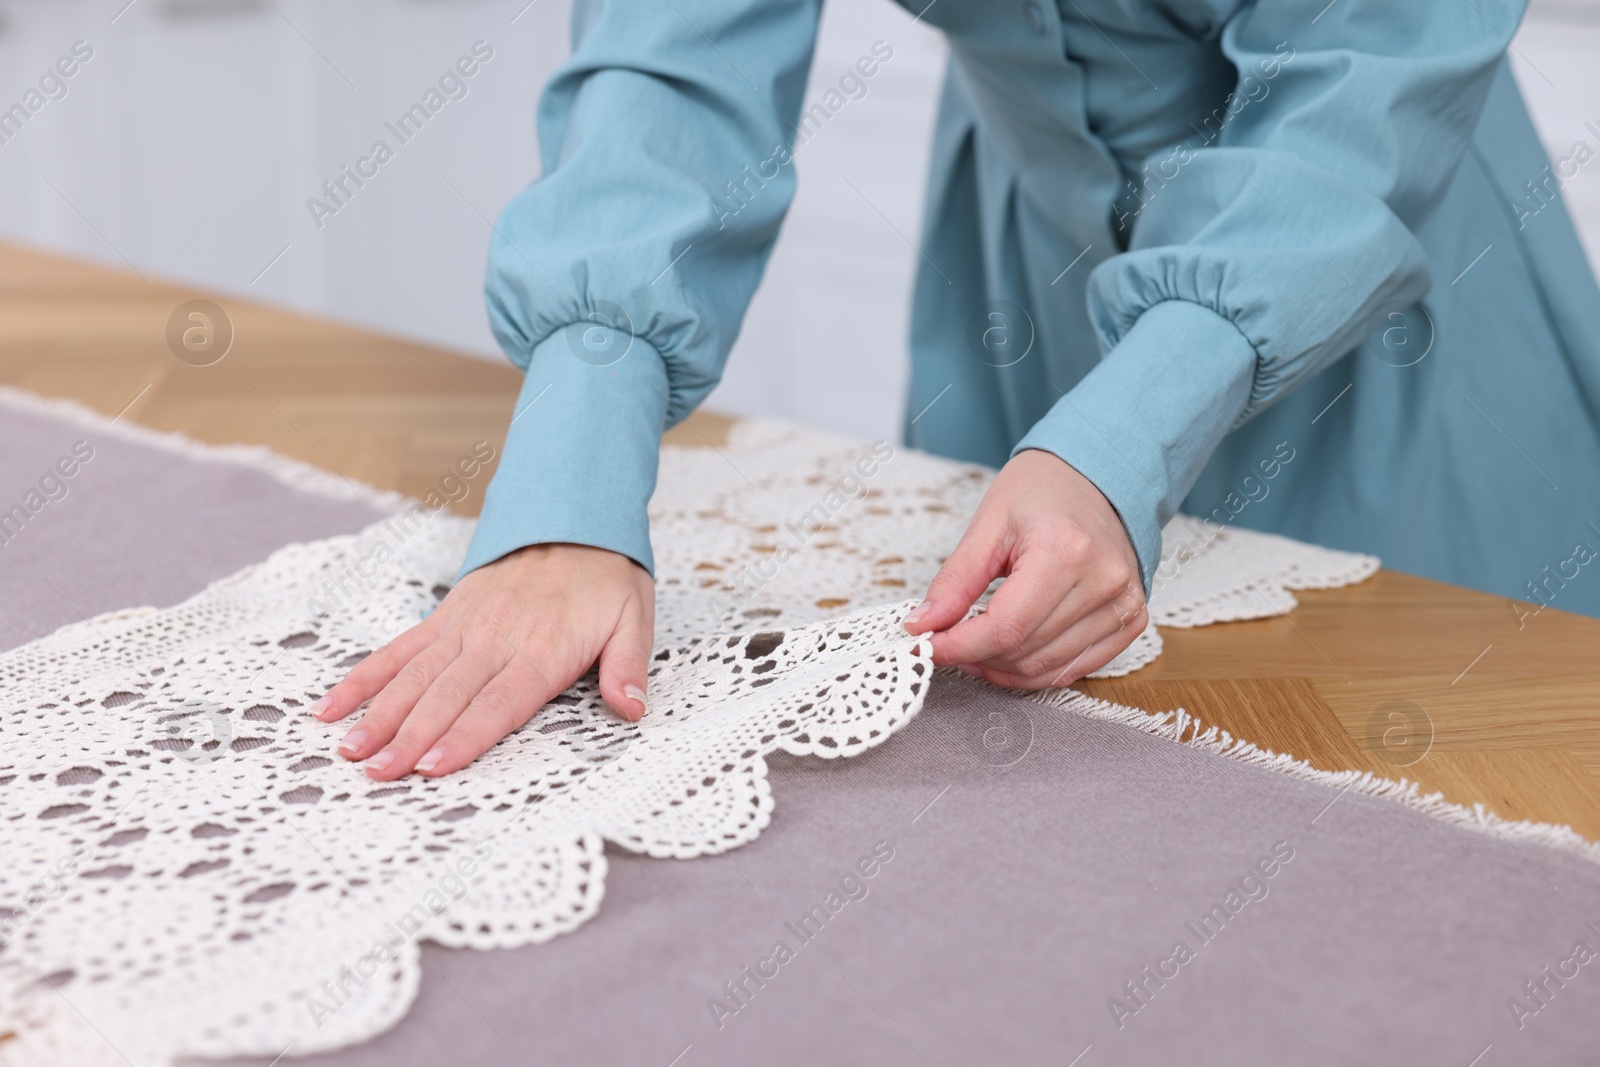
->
<box><xmin>598</xmin><ymin>599</ymin><xmax>653</xmax><ymax>722</ymax></box>
<box><xmin>905</xmin><ymin>518</ymin><xmax>1004</xmax><ymax>635</ymax></box>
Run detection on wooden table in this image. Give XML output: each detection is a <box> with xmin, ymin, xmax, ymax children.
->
<box><xmin>6</xmin><ymin>241</ymin><xmax>1599</xmax><ymax>841</ymax></box>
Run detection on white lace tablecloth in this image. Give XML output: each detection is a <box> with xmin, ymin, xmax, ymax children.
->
<box><xmin>647</xmin><ymin>419</ymin><xmax>1378</xmax><ymax>676</ymax></box>
<box><xmin>0</xmin><ymin>417</ymin><xmax>1377</xmax><ymax>1066</ymax></box>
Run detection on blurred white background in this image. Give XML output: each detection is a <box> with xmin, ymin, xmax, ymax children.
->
<box><xmin>0</xmin><ymin>0</ymin><xmax>1595</xmax><ymax>442</ymax></box>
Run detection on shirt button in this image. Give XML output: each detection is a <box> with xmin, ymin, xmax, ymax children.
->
<box><xmin>1023</xmin><ymin>0</ymin><xmax>1048</xmax><ymax>34</ymax></box>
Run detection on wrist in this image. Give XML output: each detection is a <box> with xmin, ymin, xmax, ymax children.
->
<box><xmin>495</xmin><ymin>541</ymin><xmax>652</xmax><ymax>577</ymax></box>
<box><xmin>1012</xmin><ymin>300</ymin><xmax>1256</xmax><ymax>592</ymax></box>
<box><xmin>461</xmin><ymin>327</ymin><xmax>669</xmax><ymax>580</ymax></box>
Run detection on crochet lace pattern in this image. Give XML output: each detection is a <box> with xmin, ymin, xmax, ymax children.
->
<box><xmin>0</xmin><ymin>408</ymin><xmax>1384</xmax><ymax>1065</ymax></box>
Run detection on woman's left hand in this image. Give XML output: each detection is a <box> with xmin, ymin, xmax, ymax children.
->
<box><xmin>903</xmin><ymin>448</ymin><xmax>1148</xmax><ymax>688</ymax></box>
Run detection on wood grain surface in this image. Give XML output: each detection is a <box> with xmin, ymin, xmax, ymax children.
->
<box><xmin>5</xmin><ymin>241</ymin><xmax>1598</xmax><ymax>842</ymax></box>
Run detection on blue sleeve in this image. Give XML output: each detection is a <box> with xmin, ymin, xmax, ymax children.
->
<box><xmin>1014</xmin><ymin>0</ymin><xmax>1528</xmax><ymax>590</ymax></box>
<box><xmin>461</xmin><ymin>0</ymin><xmax>822</xmax><ymax>578</ymax></box>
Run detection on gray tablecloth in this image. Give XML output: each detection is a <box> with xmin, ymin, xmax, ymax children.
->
<box><xmin>0</xmin><ymin>399</ymin><xmax>387</xmax><ymax>651</ymax></box>
<box><xmin>231</xmin><ymin>672</ymin><xmax>1598</xmax><ymax>1067</ymax></box>
<box><xmin>5</xmin><ymin>397</ymin><xmax>1596</xmax><ymax>1065</ymax></box>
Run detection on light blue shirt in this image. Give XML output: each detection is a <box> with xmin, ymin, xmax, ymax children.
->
<box><xmin>463</xmin><ymin>0</ymin><xmax>1600</xmax><ymax>620</ymax></box>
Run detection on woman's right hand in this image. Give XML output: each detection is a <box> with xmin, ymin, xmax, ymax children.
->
<box><xmin>309</xmin><ymin>542</ymin><xmax>655</xmax><ymax>780</ymax></box>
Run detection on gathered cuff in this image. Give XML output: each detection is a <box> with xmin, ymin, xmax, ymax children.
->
<box><xmin>460</xmin><ymin>325</ymin><xmax>668</xmax><ymax>578</ymax></box>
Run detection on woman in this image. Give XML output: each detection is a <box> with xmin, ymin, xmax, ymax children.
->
<box><xmin>312</xmin><ymin>0</ymin><xmax>1600</xmax><ymax>779</ymax></box>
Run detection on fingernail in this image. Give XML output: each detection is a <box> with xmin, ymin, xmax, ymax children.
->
<box><xmin>957</xmin><ymin>663</ymin><xmax>983</xmax><ymax>678</ymax></box>
<box><xmin>310</xmin><ymin>694</ymin><xmax>333</xmax><ymax>719</ymax></box>
<box><xmin>903</xmin><ymin>600</ymin><xmax>932</xmax><ymax>629</ymax></box>
<box><xmin>365</xmin><ymin>750</ymin><xmax>396</xmax><ymax>775</ymax></box>
<box><xmin>623</xmin><ymin>683</ymin><xmax>647</xmax><ymax>718</ymax></box>
<box><xmin>338</xmin><ymin>727</ymin><xmax>368</xmax><ymax>757</ymax></box>
<box><xmin>415</xmin><ymin>746</ymin><xmax>445</xmax><ymax>774</ymax></box>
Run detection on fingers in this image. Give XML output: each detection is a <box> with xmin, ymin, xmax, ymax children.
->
<box><xmin>597</xmin><ymin>599</ymin><xmax>653</xmax><ymax>723</ymax></box>
<box><xmin>905</xmin><ymin>445</ymin><xmax>1146</xmax><ymax>691</ymax></box>
<box><xmin>1066</xmin><ymin>605</ymin><xmax>1150</xmax><ymax>682</ymax></box>
<box><xmin>332</xmin><ymin>600</ymin><xmax>644</xmax><ymax>779</ymax></box>
<box><xmin>904</xmin><ymin>514</ymin><xmax>1005</xmax><ymax>635</ymax></box>
<box><xmin>388</xmin><ymin>597</ymin><xmax>649</xmax><ymax>778</ymax></box>
<box><xmin>332</xmin><ymin>635</ymin><xmax>460</xmax><ymax>766</ymax></box>
<box><xmin>416</xmin><ymin>658</ymin><xmax>563</xmax><ymax>777</ymax></box>
<box><xmin>928</xmin><ymin>544</ymin><xmax>1079</xmax><ymax>667</ymax></box>
<box><xmin>362</xmin><ymin>649</ymin><xmax>506</xmax><ymax>780</ymax></box>
<box><xmin>963</xmin><ymin>602</ymin><xmax>1148</xmax><ymax>690</ymax></box>
<box><xmin>311</xmin><ymin>620</ymin><xmax>439</xmax><ymax>723</ymax></box>
<box><xmin>939</xmin><ymin>517</ymin><xmax>1143</xmax><ymax>672</ymax></box>
<box><xmin>316</xmin><ymin>543</ymin><xmax>654</xmax><ymax>780</ymax></box>
<box><xmin>414</xmin><ymin>599</ymin><xmax>646</xmax><ymax>777</ymax></box>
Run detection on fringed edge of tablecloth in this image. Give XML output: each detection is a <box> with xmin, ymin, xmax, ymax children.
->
<box><xmin>0</xmin><ymin>384</ymin><xmax>410</xmax><ymax>512</ymax></box>
<box><xmin>1020</xmin><ymin>679</ymin><xmax>1600</xmax><ymax>867</ymax></box>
